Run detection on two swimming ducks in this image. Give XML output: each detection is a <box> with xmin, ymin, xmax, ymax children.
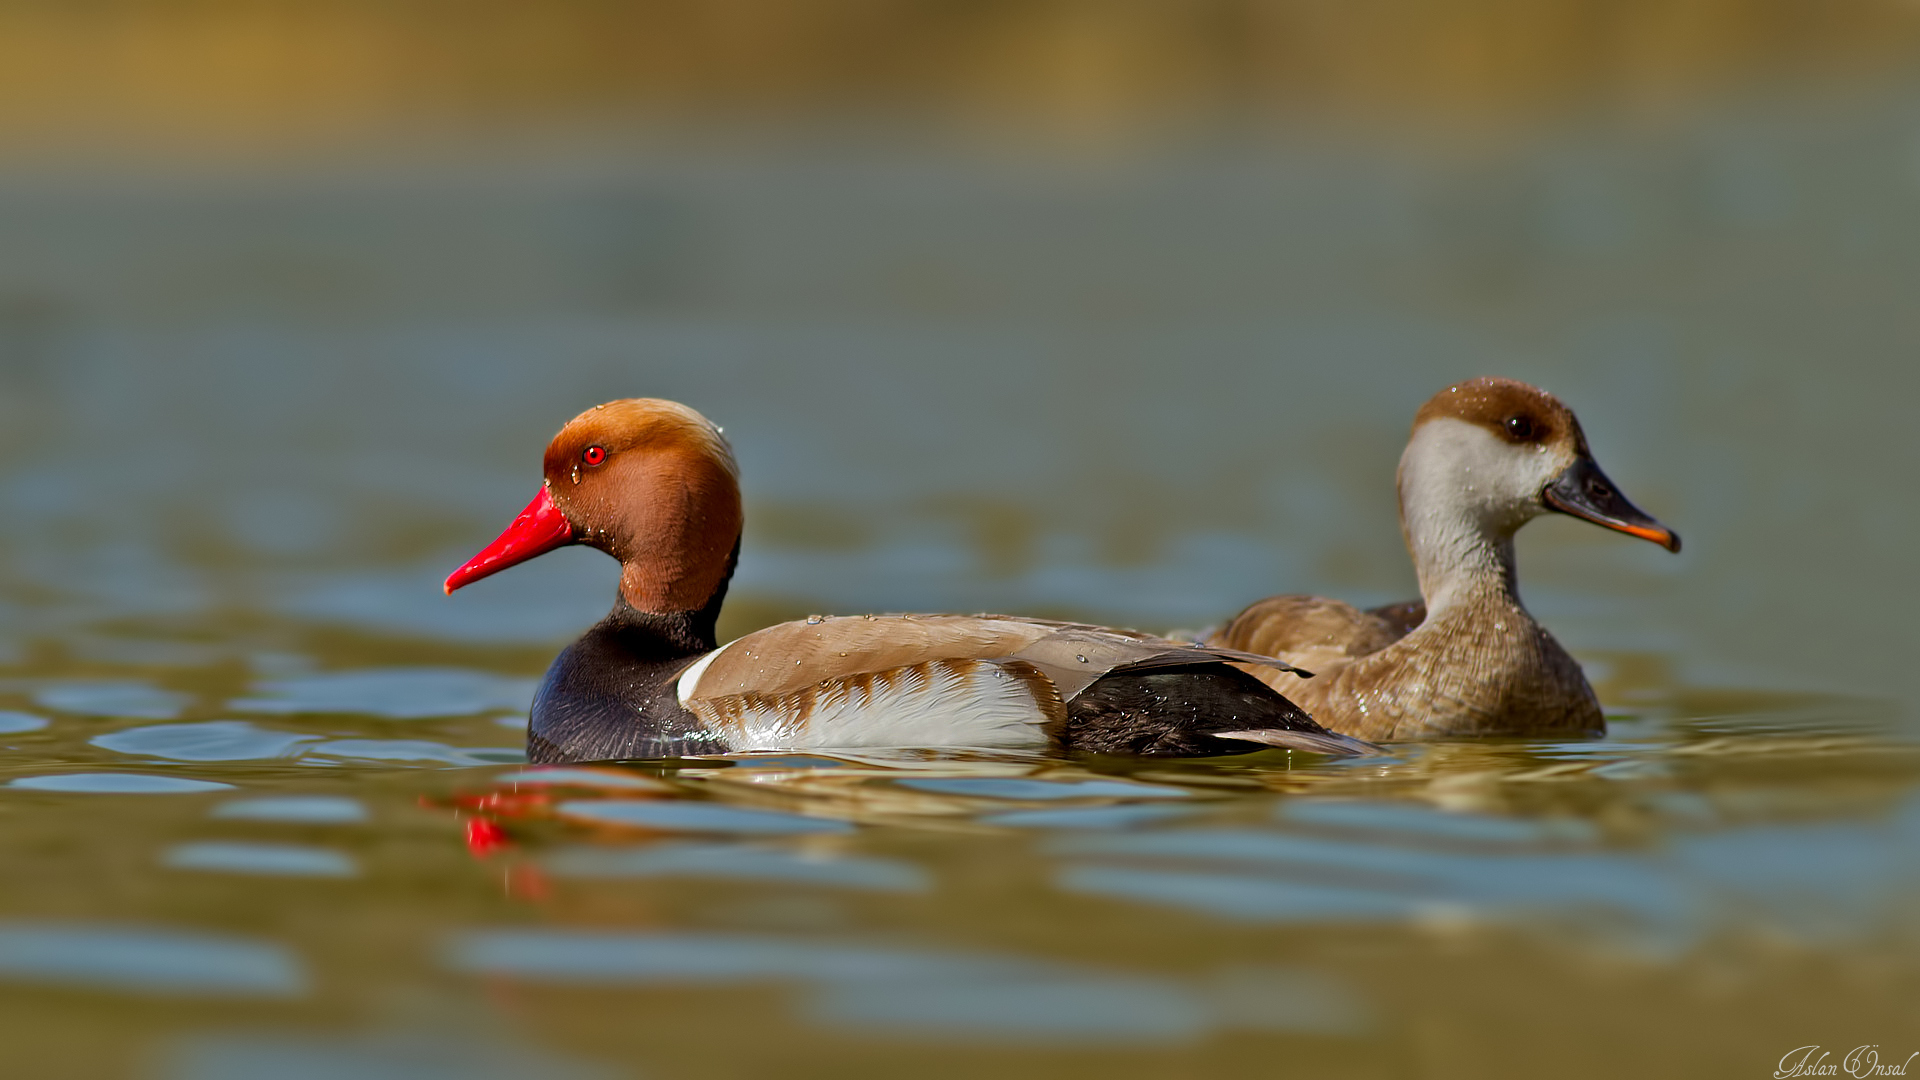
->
<box><xmin>446</xmin><ymin>378</ymin><xmax>1678</xmax><ymax>764</ymax></box>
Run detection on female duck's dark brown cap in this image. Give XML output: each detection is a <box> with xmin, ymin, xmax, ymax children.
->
<box><xmin>1413</xmin><ymin>376</ymin><xmax>1586</xmax><ymax>452</ymax></box>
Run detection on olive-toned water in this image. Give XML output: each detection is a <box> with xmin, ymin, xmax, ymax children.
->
<box><xmin>3</xmin><ymin>44</ymin><xmax>1920</xmax><ymax>1079</ymax></box>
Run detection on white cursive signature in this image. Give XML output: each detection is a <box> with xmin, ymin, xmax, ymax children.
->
<box><xmin>1777</xmin><ymin>1047</ymin><xmax>1920</xmax><ymax>1078</ymax></box>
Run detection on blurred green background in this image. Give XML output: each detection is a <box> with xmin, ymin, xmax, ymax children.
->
<box><xmin>0</xmin><ymin>0</ymin><xmax>1915</xmax><ymax>704</ymax></box>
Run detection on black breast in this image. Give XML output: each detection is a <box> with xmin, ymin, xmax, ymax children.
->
<box><xmin>527</xmin><ymin>610</ymin><xmax>730</xmax><ymax>764</ymax></box>
<box><xmin>1055</xmin><ymin>663</ymin><xmax>1325</xmax><ymax>756</ymax></box>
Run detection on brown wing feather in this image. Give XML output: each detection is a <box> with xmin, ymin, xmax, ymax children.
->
<box><xmin>686</xmin><ymin>613</ymin><xmax>1304</xmax><ymax>705</ymax></box>
<box><xmin>685</xmin><ymin>614</ymin><xmax>1054</xmax><ymax>702</ymax></box>
<box><xmin>1210</xmin><ymin>594</ymin><xmax>1415</xmax><ymax>678</ymax></box>
<box><xmin>1365</xmin><ymin>600</ymin><xmax>1427</xmax><ymax>639</ymax></box>
<box><xmin>1002</xmin><ymin>628</ymin><xmax>1308</xmax><ymax>700</ymax></box>
<box><xmin>1210</xmin><ymin>728</ymin><xmax>1387</xmax><ymax>756</ymax></box>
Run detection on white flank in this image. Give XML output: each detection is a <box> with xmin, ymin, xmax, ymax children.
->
<box><xmin>674</xmin><ymin>646</ymin><xmax>727</xmax><ymax>706</ymax></box>
<box><xmin>692</xmin><ymin>660</ymin><xmax>1051</xmax><ymax>752</ymax></box>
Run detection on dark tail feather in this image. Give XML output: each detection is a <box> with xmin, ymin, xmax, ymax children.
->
<box><xmin>1201</xmin><ymin>645</ymin><xmax>1315</xmax><ymax>678</ymax></box>
<box><xmin>1115</xmin><ymin>645</ymin><xmax>1315</xmax><ymax>679</ymax></box>
<box><xmin>1210</xmin><ymin>728</ymin><xmax>1386</xmax><ymax>756</ymax></box>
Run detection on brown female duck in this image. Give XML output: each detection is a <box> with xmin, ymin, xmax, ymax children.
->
<box><xmin>447</xmin><ymin>399</ymin><xmax>1376</xmax><ymax>764</ymax></box>
<box><xmin>1209</xmin><ymin>377</ymin><xmax>1679</xmax><ymax>740</ymax></box>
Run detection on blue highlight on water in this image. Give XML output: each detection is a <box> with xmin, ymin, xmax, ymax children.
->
<box><xmin>0</xmin><ymin>924</ymin><xmax>305</xmax><ymax>997</ymax></box>
<box><xmin>546</xmin><ymin>842</ymin><xmax>928</xmax><ymax>892</ymax></box>
<box><xmin>9</xmin><ymin>773</ymin><xmax>235</xmax><ymax>794</ymax></box>
<box><xmin>232</xmin><ymin>668</ymin><xmax>538</xmax><ymax>720</ymax></box>
<box><xmin>491</xmin><ymin>768</ymin><xmax>667</xmax><ymax>790</ymax></box>
<box><xmin>0</xmin><ymin>711</ymin><xmax>48</xmax><ymax>734</ymax></box>
<box><xmin>159</xmin><ymin>1032</ymin><xmax>619</xmax><ymax>1080</ymax></box>
<box><xmin>895</xmin><ymin>777</ymin><xmax>1192</xmax><ymax>800</ymax></box>
<box><xmin>1276</xmin><ymin>797</ymin><xmax>1596</xmax><ymax>844</ymax></box>
<box><xmin>212</xmin><ymin>796</ymin><xmax>370</xmax><ymax>824</ymax></box>
<box><xmin>85</xmin><ymin>720</ymin><xmax>521</xmax><ymax>768</ymax></box>
<box><xmin>164</xmin><ymin>842</ymin><xmax>358</xmax><ymax>878</ymax></box>
<box><xmin>33</xmin><ymin>682</ymin><xmax>190</xmax><ymax>720</ymax></box>
<box><xmin>983</xmin><ymin>804</ymin><xmax>1194</xmax><ymax>830</ymax></box>
<box><xmin>308</xmin><ymin>739</ymin><xmax>522</xmax><ymax>766</ymax></box>
<box><xmin>443</xmin><ymin>929</ymin><xmax>1368</xmax><ymax>1042</ymax></box>
<box><xmin>1043</xmin><ymin>792</ymin><xmax>1920</xmax><ymax>956</ymax></box>
<box><xmin>554</xmin><ymin>800</ymin><xmax>854</xmax><ymax>835</ymax></box>
<box><xmin>93</xmin><ymin>721</ymin><xmax>318</xmax><ymax>762</ymax></box>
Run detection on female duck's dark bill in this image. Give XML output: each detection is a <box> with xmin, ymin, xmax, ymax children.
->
<box><xmin>1543</xmin><ymin>456</ymin><xmax>1681</xmax><ymax>553</ymax></box>
<box><xmin>444</xmin><ymin>487</ymin><xmax>576</xmax><ymax>594</ymax></box>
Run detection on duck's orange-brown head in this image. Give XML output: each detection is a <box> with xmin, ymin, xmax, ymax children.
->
<box><xmin>445</xmin><ymin>399</ymin><xmax>744</xmax><ymax>613</ymax></box>
<box><xmin>1404</xmin><ymin>376</ymin><xmax>1679</xmax><ymax>552</ymax></box>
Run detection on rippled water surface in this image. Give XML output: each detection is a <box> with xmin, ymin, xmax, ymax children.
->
<box><xmin>1</xmin><ymin>666</ymin><xmax>1913</xmax><ymax>1078</ymax></box>
<box><xmin>2</xmin><ymin>55</ymin><xmax>1920</xmax><ymax>1080</ymax></box>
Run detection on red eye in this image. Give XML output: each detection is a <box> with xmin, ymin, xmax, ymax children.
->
<box><xmin>582</xmin><ymin>446</ymin><xmax>606</xmax><ymax>466</ymax></box>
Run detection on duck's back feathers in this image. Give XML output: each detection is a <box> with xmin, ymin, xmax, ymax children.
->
<box><xmin>677</xmin><ymin>614</ymin><xmax>1047</xmax><ymax>704</ymax></box>
<box><xmin>1214</xmin><ymin>595</ymin><xmax>1416</xmax><ymax>678</ymax></box>
<box><xmin>1365</xmin><ymin>600</ymin><xmax>1427</xmax><ymax>640</ymax></box>
<box><xmin>678</xmin><ymin>613</ymin><xmax>1306</xmax><ymax>706</ymax></box>
<box><xmin>671</xmin><ymin>613</ymin><xmax>1351</xmax><ymax>757</ymax></box>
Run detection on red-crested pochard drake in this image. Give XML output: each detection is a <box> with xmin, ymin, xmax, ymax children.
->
<box><xmin>446</xmin><ymin>399</ymin><xmax>1377</xmax><ymax>764</ymax></box>
<box><xmin>1208</xmin><ymin>377</ymin><xmax>1680</xmax><ymax>741</ymax></box>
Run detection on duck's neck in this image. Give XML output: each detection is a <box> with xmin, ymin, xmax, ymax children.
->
<box><xmin>611</xmin><ymin>537</ymin><xmax>739</xmax><ymax>655</ymax></box>
<box><xmin>1408</xmin><ymin>521</ymin><xmax>1521</xmax><ymax>618</ymax></box>
<box><xmin>1399</xmin><ymin>473</ymin><xmax>1525</xmax><ymax>619</ymax></box>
